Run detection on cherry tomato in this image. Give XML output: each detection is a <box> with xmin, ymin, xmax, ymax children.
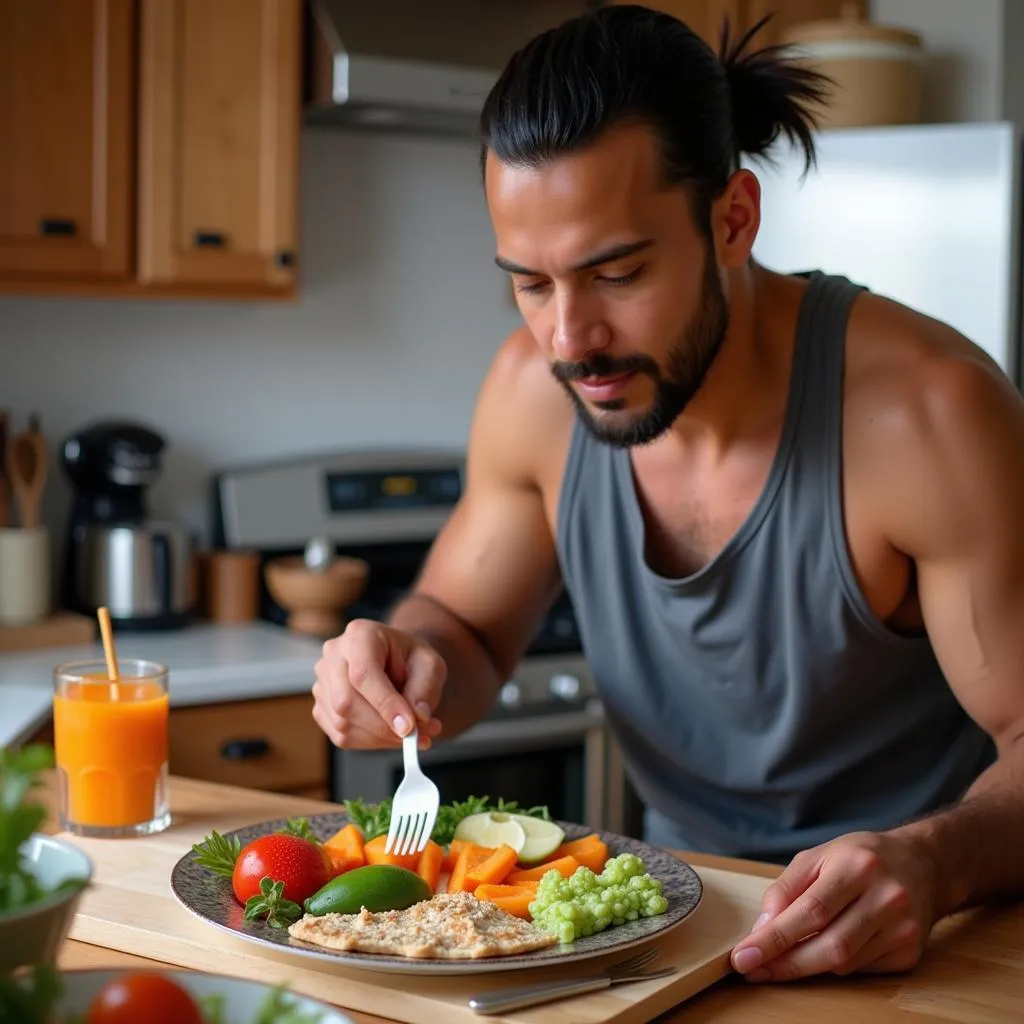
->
<box><xmin>231</xmin><ymin>833</ymin><xmax>330</xmax><ymax>905</ymax></box>
<box><xmin>87</xmin><ymin>972</ymin><xmax>204</xmax><ymax>1024</ymax></box>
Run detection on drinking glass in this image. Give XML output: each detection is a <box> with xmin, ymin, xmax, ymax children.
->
<box><xmin>53</xmin><ymin>658</ymin><xmax>171</xmax><ymax>837</ymax></box>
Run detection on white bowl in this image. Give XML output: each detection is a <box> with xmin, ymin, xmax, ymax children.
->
<box><xmin>53</xmin><ymin>969</ymin><xmax>355</xmax><ymax>1022</ymax></box>
<box><xmin>0</xmin><ymin>833</ymin><xmax>93</xmax><ymax>972</ymax></box>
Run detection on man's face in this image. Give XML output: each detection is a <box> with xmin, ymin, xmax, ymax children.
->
<box><xmin>485</xmin><ymin>125</ymin><xmax>730</xmax><ymax>448</ymax></box>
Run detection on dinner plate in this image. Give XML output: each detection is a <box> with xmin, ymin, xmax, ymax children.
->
<box><xmin>170</xmin><ymin>814</ymin><xmax>703</xmax><ymax>977</ymax></box>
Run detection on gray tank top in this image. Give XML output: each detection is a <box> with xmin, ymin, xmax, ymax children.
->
<box><xmin>555</xmin><ymin>271</ymin><xmax>993</xmax><ymax>862</ymax></box>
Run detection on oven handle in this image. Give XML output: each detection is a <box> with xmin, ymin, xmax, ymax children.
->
<box><xmin>440</xmin><ymin>703</ymin><xmax>605</xmax><ymax>750</ymax></box>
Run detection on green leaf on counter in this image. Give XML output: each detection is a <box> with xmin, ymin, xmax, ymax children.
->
<box><xmin>0</xmin><ymin>744</ymin><xmax>56</xmax><ymax>914</ymax></box>
<box><xmin>0</xmin><ymin>964</ymin><xmax>65</xmax><ymax>1024</ymax></box>
<box><xmin>252</xmin><ymin>985</ymin><xmax>326</xmax><ymax>1024</ymax></box>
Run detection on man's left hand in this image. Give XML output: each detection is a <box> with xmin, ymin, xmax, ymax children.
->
<box><xmin>730</xmin><ymin>830</ymin><xmax>939</xmax><ymax>982</ymax></box>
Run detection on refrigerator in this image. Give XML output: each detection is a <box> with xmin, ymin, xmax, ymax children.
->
<box><xmin>746</xmin><ymin>121</ymin><xmax>1023</xmax><ymax>388</ymax></box>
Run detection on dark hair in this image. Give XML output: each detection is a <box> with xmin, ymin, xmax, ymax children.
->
<box><xmin>479</xmin><ymin>5</ymin><xmax>832</xmax><ymax>231</ymax></box>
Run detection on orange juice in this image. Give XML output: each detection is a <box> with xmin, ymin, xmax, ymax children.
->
<box><xmin>53</xmin><ymin>659</ymin><xmax>171</xmax><ymax>836</ymax></box>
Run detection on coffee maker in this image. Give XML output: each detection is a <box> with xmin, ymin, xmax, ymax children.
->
<box><xmin>61</xmin><ymin>420</ymin><xmax>194</xmax><ymax>630</ymax></box>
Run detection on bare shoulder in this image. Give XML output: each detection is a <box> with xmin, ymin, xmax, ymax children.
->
<box><xmin>844</xmin><ymin>290</ymin><xmax>1024</xmax><ymax>552</ymax></box>
<box><xmin>470</xmin><ymin>325</ymin><xmax>575</xmax><ymax>500</ymax></box>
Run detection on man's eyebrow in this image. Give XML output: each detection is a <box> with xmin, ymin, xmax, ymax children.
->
<box><xmin>494</xmin><ymin>239</ymin><xmax>655</xmax><ymax>276</ymax></box>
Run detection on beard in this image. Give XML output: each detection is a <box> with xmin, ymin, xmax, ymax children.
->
<box><xmin>551</xmin><ymin>256</ymin><xmax>729</xmax><ymax>448</ymax></box>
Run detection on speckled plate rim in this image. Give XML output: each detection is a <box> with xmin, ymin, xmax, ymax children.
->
<box><xmin>170</xmin><ymin>814</ymin><xmax>703</xmax><ymax>977</ymax></box>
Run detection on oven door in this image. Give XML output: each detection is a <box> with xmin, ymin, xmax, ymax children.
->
<box><xmin>331</xmin><ymin>699</ymin><xmax>611</xmax><ymax>831</ymax></box>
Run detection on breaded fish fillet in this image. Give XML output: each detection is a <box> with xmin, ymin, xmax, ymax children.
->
<box><xmin>288</xmin><ymin>891</ymin><xmax>558</xmax><ymax>959</ymax></box>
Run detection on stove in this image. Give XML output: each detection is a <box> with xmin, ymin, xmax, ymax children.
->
<box><xmin>211</xmin><ymin>448</ymin><xmax>632</xmax><ymax>833</ymax></box>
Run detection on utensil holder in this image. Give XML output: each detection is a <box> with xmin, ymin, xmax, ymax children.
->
<box><xmin>0</xmin><ymin>526</ymin><xmax>51</xmax><ymax>625</ymax></box>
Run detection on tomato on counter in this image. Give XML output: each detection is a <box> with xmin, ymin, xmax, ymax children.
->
<box><xmin>87</xmin><ymin>972</ymin><xmax>205</xmax><ymax>1024</ymax></box>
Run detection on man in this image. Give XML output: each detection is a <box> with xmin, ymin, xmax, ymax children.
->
<box><xmin>313</xmin><ymin>5</ymin><xmax>1024</xmax><ymax>984</ymax></box>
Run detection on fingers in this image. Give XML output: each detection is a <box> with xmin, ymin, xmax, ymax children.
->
<box><xmin>732</xmin><ymin>850</ymin><xmax>878</xmax><ymax>973</ymax></box>
<box><xmin>342</xmin><ymin>621</ymin><xmax>419</xmax><ymax>736</ymax></box>
<box><xmin>757</xmin><ymin>849</ymin><xmax>822</xmax><ymax>921</ymax></box>
<box><xmin>742</xmin><ymin>877</ymin><xmax>920</xmax><ymax>982</ymax></box>
<box><xmin>311</xmin><ymin>621</ymin><xmax>446</xmax><ymax>750</ymax></box>
<box><xmin>403</xmin><ymin>644</ymin><xmax>447</xmax><ymax>735</ymax></box>
<box><xmin>743</xmin><ymin>903</ymin><xmax>880</xmax><ymax>982</ymax></box>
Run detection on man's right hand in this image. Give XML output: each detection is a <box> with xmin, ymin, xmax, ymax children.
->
<box><xmin>312</xmin><ymin>619</ymin><xmax>447</xmax><ymax>750</ymax></box>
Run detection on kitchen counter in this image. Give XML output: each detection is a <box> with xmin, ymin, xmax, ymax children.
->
<box><xmin>0</xmin><ymin>621</ymin><xmax>324</xmax><ymax>749</ymax></box>
<box><xmin>47</xmin><ymin>776</ymin><xmax>1024</xmax><ymax>1023</ymax></box>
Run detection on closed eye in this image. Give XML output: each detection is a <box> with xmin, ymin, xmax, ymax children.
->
<box><xmin>515</xmin><ymin>278</ymin><xmax>549</xmax><ymax>295</ymax></box>
<box><xmin>598</xmin><ymin>266</ymin><xmax>643</xmax><ymax>287</ymax></box>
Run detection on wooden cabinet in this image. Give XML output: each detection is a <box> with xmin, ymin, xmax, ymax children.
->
<box><xmin>0</xmin><ymin>0</ymin><xmax>134</xmax><ymax>280</ymax></box>
<box><xmin>138</xmin><ymin>0</ymin><xmax>299</xmax><ymax>290</ymax></box>
<box><xmin>169</xmin><ymin>694</ymin><xmax>330</xmax><ymax>799</ymax></box>
<box><xmin>0</xmin><ymin>0</ymin><xmax>301</xmax><ymax>300</ymax></box>
<box><xmin>623</xmin><ymin>1</ymin><xmax>857</xmax><ymax>50</ymax></box>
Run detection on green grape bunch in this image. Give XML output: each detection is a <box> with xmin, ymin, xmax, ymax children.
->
<box><xmin>528</xmin><ymin>853</ymin><xmax>669</xmax><ymax>944</ymax></box>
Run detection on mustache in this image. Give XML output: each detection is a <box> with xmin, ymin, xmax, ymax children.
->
<box><xmin>551</xmin><ymin>352</ymin><xmax>659</xmax><ymax>384</ymax></box>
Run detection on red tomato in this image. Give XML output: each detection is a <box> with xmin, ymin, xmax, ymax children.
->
<box><xmin>231</xmin><ymin>833</ymin><xmax>330</xmax><ymax>905</ymax></box>
<box><xmin>87</xmin><ymin>972</ymin><xmax>204</xmax><ymax>1024</ymax></box>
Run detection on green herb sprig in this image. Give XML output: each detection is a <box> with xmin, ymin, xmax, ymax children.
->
<box><xmin>343</xmin><ymin>795</ymin><xmax>551</xmax><ymax>847</ymax></box>
<box><xmin>243</xmin><ymin>876</ymin><xmax>303</xmax><ymax>930</ymax></box>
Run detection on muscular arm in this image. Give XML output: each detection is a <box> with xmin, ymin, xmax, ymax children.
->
<box><xmin>388</xmin><ymin>332</ymin><xmax>567</xmax><ymax>738</ymax></box>
<box><xmin>877</xmin><ymin>347</ymin><xmax>1024</xmax><ymax>916</ymax></box>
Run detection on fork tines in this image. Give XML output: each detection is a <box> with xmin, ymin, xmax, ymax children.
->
<box><xmin>607</xmin><ymin>947</ymin><xmax>661</xmax><ymax>976</ymax></box>
<box><xmin>385</xmin><ymin>809</ymin><xmax>433</xmax><ymax>856</ymax></box>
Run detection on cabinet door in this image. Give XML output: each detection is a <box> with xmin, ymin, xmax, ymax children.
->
<box><xmin>138</xmin><ymin>0</ymin><xmax>301</xmax><ymax>290</ymax></box>
<box><xmin>0</xmin><ymin>0</ymin><xmax>134</xmax><ymax>279</ymax></box>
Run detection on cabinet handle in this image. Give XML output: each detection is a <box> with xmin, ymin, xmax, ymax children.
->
<box><xmin>193</xmin><ymin>230</ymin><xmax>226</xmax><ymax>248</ymax></box>
<box><xmin>39</xmin><ymin>218</ymin><xmax>77</xmax><ymax>237</ymax></box>
<box><xmin>220</xmin><ymin>738</ymin><xmax>270</xmax><ymax>760</ymax></box>
<box><xmin>275</xmin><ymin>249</ymin><xmax>296</xmax><ymax>268</ymax></box>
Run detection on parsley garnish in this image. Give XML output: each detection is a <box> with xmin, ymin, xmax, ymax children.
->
<box><xmin>342</xmin><ymin>795</ymin><xmax>551</xmax><ymax>846</ymax></box>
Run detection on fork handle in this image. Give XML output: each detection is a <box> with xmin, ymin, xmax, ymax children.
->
<box><xmin>468</xmin><ymin>975</ymin><xmax>611</xmax><ymax>1015</ymax></box>
<box><xmin>402</xmin><ymin>727</ymin><xmax>419</xmax><ymax>771</ymax></box>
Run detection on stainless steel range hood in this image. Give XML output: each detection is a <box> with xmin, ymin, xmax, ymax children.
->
<box><xmin>306</xmin><ymin>0</ymin><xmax>510</xmax><ymax>137</ymax></box>
<box><xmin>305</xmin><ymin>1</ymin><xmax>589</xmax><ymax>137</ymax></box>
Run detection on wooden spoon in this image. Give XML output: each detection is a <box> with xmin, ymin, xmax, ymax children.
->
<box><xmin>7</xmin><ymin>414</ymin><xmax>49</xmax><ymax>529</ymax></box>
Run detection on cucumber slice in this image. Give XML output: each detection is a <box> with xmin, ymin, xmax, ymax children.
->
<box><xmin>511</xmin><ymin>814</ymin><xmax>565</xmax><ymax>864</ymax></box>
<box><xmin>453</xmin><ymin>812</ymin><xmax>527</xmax><ymax>852</ymax></box>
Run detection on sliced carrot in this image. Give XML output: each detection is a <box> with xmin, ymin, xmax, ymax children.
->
<box><xmin>363</xmin><ymin>833</ymin><xmax>420</xmax><ymax>871</ymax></box>
<box><xmin>546</xmin><ymin>834</ymin><xmax>609</xmax><ymax>873</ymax></box>
<box><xmin>507</xmin><ymin>855</ymin><xmax>580</xmax><ymax>884</ymax></box>
<box><xmin>325</xmin><ymin>823</ymin><xmax>365</xmax><ymax>860</ymax></box>
<box><xmin>325</xmin><ymin>847</ymin><xmax>362</xmax><ymax>876</ymax></box>
<box><xmin>466</xmin><ymin>844</ymin><xmax>519</xmax><ymax>888</ymax></box>
<box><xmin>474</xmin><ymin>883</ymin><xmax>537</xmax><ymax>920</ymax></box>
<box><xmin>416</xmin><ymin>840</ymin><xmax>445</xmax><ymax>892</ymax></box>
<box><xmin>447</xmin><ymin>843</ymin><xmax>494</xmax><ymax>893</ymax></box>
<box><xmin>444</xmin><ymin>838</ymin><xmax>469</xmax><ymax>872</ymax></box>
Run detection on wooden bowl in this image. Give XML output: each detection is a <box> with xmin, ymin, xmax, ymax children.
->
<box><xmin>264</xmin><ymin>555</ymin><xmax>368</xmax><ymax>637</ymax></box>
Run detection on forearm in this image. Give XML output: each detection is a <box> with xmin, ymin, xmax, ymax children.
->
<box><xmin>895</xmin><ymin>736</ymin><xmax>1024</xmax><ymax>918</ymax></box>
<box><xmin>388</xmin><ymin>591</ymin><xmax>504</xmax><ymax>738</ymax></box>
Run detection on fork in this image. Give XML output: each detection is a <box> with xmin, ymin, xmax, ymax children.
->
<box><xmin>467</xmin><ymin>947</ymin><xmax>677</xmax><ymax>1015</ymax></box>
<box><xmin>383</xmin><ymin>726</ymin><xmax>440</xmax><ymax>856</ymax></box>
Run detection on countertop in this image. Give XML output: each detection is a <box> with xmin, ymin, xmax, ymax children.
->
<box><xmin>0</xmin><ymin>621</ymin><xmax>324</xmax><ymax>750</ymax></box>
<box><xmin>49</xmin><ymin>776</ymin><xmax>1024</xmax><ymax>1023</ymax></box>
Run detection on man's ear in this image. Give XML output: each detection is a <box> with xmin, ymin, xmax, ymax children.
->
<box><xmin>711</xmin><ymin>168</ymin><xmax>761</xmax><ymax>268</ymax></box>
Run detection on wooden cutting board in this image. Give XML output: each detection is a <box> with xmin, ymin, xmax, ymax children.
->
<box><xmin>58</xmin><ymin>782</ymin><xmax>771</xmax><ymax>1024</ymax></box>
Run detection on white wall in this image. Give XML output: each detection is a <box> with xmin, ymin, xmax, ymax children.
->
<box><xmin>1</xmin><ymin>129</ymin><xmax>522</xmax><ymax>546</ymax></box>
